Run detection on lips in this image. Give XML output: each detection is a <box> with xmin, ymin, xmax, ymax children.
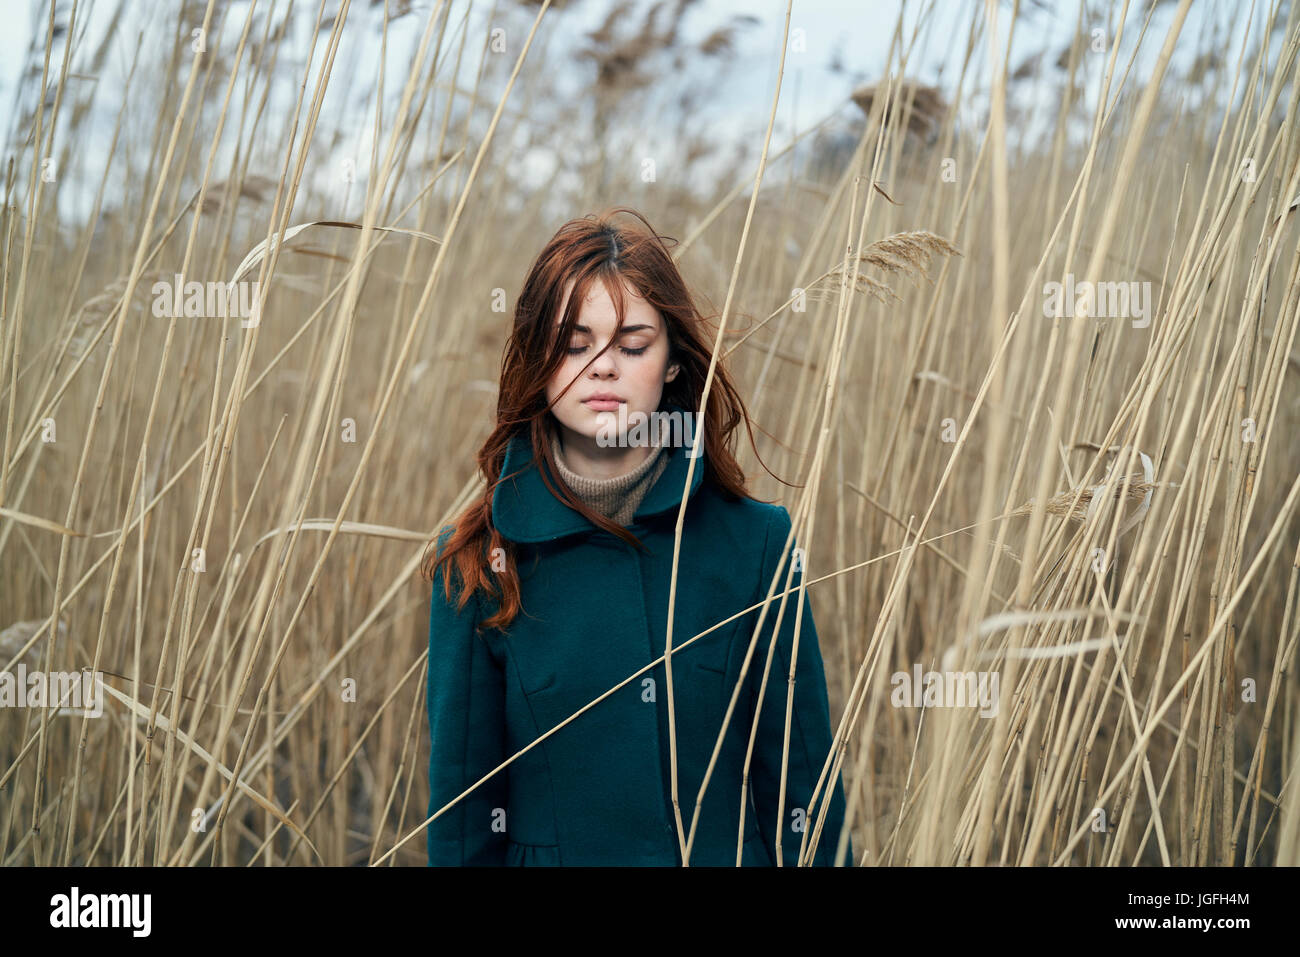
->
<box><xmin>582</xmin><ymin>393</ymin><xmax>624</xmax><ymax>411</ymax></box>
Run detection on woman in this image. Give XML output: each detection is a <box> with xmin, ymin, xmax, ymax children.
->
<box><xmin>422</xmin><ymin>208</ymin><xmax>852</xmax><ymax>866</ymax></box>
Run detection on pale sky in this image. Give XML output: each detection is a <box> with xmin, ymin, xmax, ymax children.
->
<box><xmin>0</xmin><ymin>0</ymin><xmax>1259</xmax><ymax>224</ymax></box>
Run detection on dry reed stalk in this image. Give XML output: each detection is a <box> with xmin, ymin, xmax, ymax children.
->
<box><xmin>3</xmin><ymin>0</ymin><xmax>1299</xmax><ymax>869</ymax></box>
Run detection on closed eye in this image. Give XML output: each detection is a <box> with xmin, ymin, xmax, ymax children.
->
<box><xmin>566</xmin><ymin>344</ymin><xmax>649</xmax><ymax>356</ymax></box>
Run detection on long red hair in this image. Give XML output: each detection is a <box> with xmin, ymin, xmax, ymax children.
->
<box><xmin>421</xmin><ymin>207</ymin><xmax>768</xmax><ymax>632</ymax></box>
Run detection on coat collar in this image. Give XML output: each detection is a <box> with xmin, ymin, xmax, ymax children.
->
<box><xmin>492</xmin><ymin>404</ymin><xmax>705</xmax><ymax>543</ymax></box>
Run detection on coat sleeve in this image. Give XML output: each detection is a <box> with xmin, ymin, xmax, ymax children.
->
<box><xmin>426</xmin><ymin>529</ymin><xmax>509</xmax><ymax>866</ymax></box>
<box><xmin>747</xmin><ymin>506</ymin><xmax>853</xmax><ymax>866</ymax></box>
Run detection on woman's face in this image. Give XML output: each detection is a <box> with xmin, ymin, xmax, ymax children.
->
<box><xmin>544</xmin><ymin>275</ymin><xmax>678</xmax><ymax>463</ymax></box>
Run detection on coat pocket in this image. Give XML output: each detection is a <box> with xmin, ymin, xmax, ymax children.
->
<box><xmin>688</xmin><ymin>622</ymin><xmax>735</xmax><ymax>676</ymax></box>
<box><xmin>505</xmin><ymin>840</ymin><xmax>561</xmax><ymax>866</ymax></box>
<box><xmin>519</xmin><ymin>668</ymin><xmax>557</xmax><ymax>697</ymax></box>
<box><xmin>742</xmin><ymin>827</ymin><xmax>773</xmax><ymax>866</ymax></box>
<box><xmin>691</xmin><ymin>658</ymin><xmax>746</xmax><ymax>706</ymax></box>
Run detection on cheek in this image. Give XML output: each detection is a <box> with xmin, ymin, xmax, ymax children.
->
<box><xmin>546</xmin><ymin>359</ymin><xmax>580</xmax><ymax>400</ymax></box>
<box><xmin>636</xmin><ymin>353</ymin><xmax>671</xmax><ymax>391</ymax></box>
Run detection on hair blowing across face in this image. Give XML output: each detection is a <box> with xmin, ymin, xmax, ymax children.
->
<box><xmin>421</xmin><ymin>206</ymin><xmax>767</xmax><ymax>633</ymax></box>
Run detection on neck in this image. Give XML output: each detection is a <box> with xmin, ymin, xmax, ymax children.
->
<box><xmin>553</xmin><ymin>424</ymin><xmax>655</xmax><ymax>480</ymax></box>
<box><xmin>548</xmin><ymin>431</ymin><xmax>669</xmax><ymax>527</ymax></box>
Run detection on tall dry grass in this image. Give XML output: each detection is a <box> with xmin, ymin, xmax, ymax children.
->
<box><xmin>2</xmin><ymin>0</ymin><xmax>1299</xmax><ymax>866</ymax></box>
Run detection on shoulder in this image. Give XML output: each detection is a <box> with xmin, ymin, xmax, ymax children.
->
<box><xmin>428</xmin><ymin>525</ymin><xmax>480</xmax><ymax>618</ymax></box>
<box><xmin>694</xmin><ymin>484</ymin><xmax>793</xmax><ymax>551</ymax></box>
<box><xmin>689</xmin><ymin>491</ymin><xmax>804</xmax><ymax>609</ymax></box>
<box><xmin>429</xmin><ymin>524</ymin><xmax>460</xmax><ymax>582</ymax></box>
<box><xmin>433</xmin><ymin>524</ymin><xmax>455</xmax><ymax>559</ymax></box>
<box><xmin>431</xmin><ymin>522</ymin><xmax>491</xmax><ymax>568</ymax></box>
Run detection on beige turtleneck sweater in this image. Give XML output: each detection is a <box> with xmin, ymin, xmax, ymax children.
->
<box><xmin>549</xmin><ymin>433</ymin><xmax>670</xmax><ymax>527</ymax></box>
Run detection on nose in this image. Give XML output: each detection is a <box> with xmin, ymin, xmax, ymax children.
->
<box><xmin>588</xmin><ymin>343</ymin><xmax>619</xmax><ymax>378</ymax></box>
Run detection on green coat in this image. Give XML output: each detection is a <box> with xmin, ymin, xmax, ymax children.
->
<box><xmin>426</xmin><ymin>419</ymin><xmax>853</xmax><ymax>866</ymax></box>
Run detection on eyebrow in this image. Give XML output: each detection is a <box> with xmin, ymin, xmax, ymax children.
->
<box><xmin>572</xmin><ymin>324</ymin><xmax>656</xmax><ymax>335</ymax></box>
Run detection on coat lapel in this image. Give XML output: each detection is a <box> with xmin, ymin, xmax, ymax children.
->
<box><xmin>492</xmin><ymin>404</ymin><xmax>705</xmax><ymax>543</ymax></box>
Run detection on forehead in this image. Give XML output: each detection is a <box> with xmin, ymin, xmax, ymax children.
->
<box><xmin>557</xmin><ymin>276</ymin><xmax>660</xmax><ymax>330</ymax></box>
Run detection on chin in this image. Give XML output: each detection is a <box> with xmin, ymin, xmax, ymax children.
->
<box><xmin>552</xmin><ymin>408</ymin><xmax>599</xmax><ymax>440</ymax></box>
<box><xmin>558</xmin><ymin>404</ymin><xmax>643</xmax><ymax>447</ymax></box>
